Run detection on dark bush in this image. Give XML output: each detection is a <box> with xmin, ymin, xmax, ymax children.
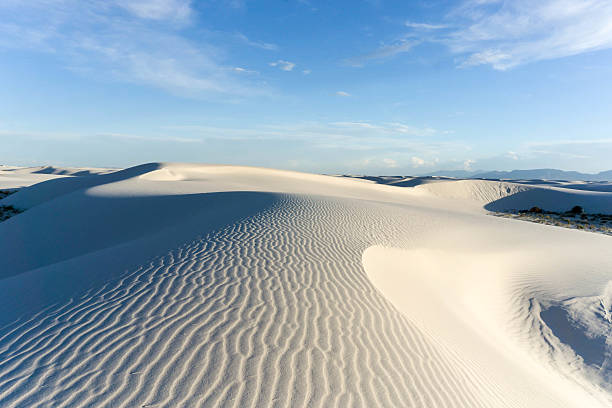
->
<box><xmin>569</xmin><ymin>205</ymin><xmax>583</xmax><ymax>214</ymax></box>
<box><xmin>0</xmin><ymin>204</ymin><xmax>22</xmax><ymax>222</ymax></box>
<box><xmin>0</xmin><ymin>189</ymin><xmax>17</xmax><ymax>200</ymax></box>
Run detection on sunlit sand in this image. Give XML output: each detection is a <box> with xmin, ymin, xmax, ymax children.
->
<box><xmin>0</xmin><ymin>163</ymin><xmax>611</xmax><ymax>407</ymax></box>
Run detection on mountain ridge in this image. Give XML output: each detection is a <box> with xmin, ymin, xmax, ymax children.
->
<box><xmin>426</xmin><ymin>168</ymin><xmax>612</xmax><ymax>181</ymax></box>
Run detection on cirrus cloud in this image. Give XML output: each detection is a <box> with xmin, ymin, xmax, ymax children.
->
<box><xmin>0</xmin><ymin>0</ymin><xmax>270</xmax><ymax>98</ymax></box>
<box><xmin>452</xmin><ymin>0</ymin><xmax>612</xmax><ymax>70</ymax></box>
<box><xmin>359</xmin><ymin>0</ymin><xmax>612</xmax><ymax>70</ymax></box>
<box><xmin>269</xmin><ymin>60</ymin><xmax>296</xmax><ymax>71</ymax></box>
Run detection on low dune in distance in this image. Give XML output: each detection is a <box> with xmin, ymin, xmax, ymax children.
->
<box><xmin>0</xmin><ymin>163</ymin><xmax>611</xmax><ymax>407</ymax></box>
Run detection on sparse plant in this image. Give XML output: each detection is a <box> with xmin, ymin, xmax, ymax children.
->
<box><xmin>0</xmin><ymin>204</ymin><xmax>22</xmax><ymax>222</ymax></box>
<box><xmin>569</xmin><ymin>205</ymin><xmax>584</xmax><ymax>214</ymax></box>
<box><xmin>491</xmin><ymin>207</ymin><xmax>612</xmax><ymax>237</ymax></box>
<box><xmin>0</xmin><ymin>189</ymin><xmax>17</xmax><ymax>200</ymax></box>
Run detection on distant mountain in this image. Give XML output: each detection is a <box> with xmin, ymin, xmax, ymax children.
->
<box><xmin>422</xmin><ymin>169</ymin><xmax>612</xmax><ymax>181</ymax></box>
<box><xmin>597</xmin><ymin>170</ymin><xmax>612</xmax><ymax>180</ymax></box>
<box><xmin>426</xmin><ymin>170</ymin><xmax>481</xmax><ymax>178</ymax></box>
<box><xmin>472</xmin><ymin>169</ymin><xmax>612</xmax><ymax>181</ymax></box>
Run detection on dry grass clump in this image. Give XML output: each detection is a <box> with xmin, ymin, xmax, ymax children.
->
<box><xmin>0</xmin><ymin>189</ymin><xmax>21</xmax><ymax>222</ymax></box>
<box><xmin>0</xmin><ymin>205</ymin><xmax>21</xmax><ymax>222</ymax></box>
<box><xmin>0</xmin><ymin>189</ymin><xmax>17</xmax><ymax>200</ymax></box>
<box><xmin>492</xmin><ymin>206</ymin><xmax>612</xmax><ymax>236</ymax></box>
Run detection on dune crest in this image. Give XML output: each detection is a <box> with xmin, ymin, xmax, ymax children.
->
<box><xmin>364</xmin><ymin>245</ymin><xmax>612</xmax><ymax>407</ymax></box>
<box><xmin>0</xmin><ymin>163</ymin><xmax>610</xmax><ymax>407</ymax></box>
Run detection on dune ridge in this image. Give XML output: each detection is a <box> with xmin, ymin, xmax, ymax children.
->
<box><xmin>0</xmin><ymin>163</ymin><xmax>610</xmax><ymax>407</ymax></box>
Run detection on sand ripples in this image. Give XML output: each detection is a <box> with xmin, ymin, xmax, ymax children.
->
<box><xmin>0</xmin><ymin>194</ymin><xmax>503</xmax><ymax>407</ymax></box>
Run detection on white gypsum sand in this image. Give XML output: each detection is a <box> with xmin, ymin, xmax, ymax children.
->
<box><xmin>0</xmin><ymin>163</ymin><xmax>611</xmax><ymax>407</ymax></box>
<box><xmin>0</xmin><ymin>165</ymin><xmax>115</xmax><ymax>190</ymax></box>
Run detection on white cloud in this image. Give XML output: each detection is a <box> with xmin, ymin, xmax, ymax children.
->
<box><xmin>522</xmin><ymin>138</ymin><xmax>612</xmax><ymax>160</ymax></box>
<box><xmin>463</xmin><ymin>159</ymin><xmax>475</xmax><ymax>170</ymax></box>
<box><xmin>450</xmin><ymin>0</ymin><xmax>612</xmax><ymax>70</ymax></box>
<box><xmin>411</xmin><ymin>156</ymin><xmax>426</xmax><ymax>167</ymax></box>
<box><xmin>119</xmin><ymin>51</ymin><xmax>231</xmax><ymax>95</ymax></box>
<box><xmin>383</xmin><ymin>158</ymin><xmax>398</xmax><ymax>168</ymax></box>
<box><xmin>345</xmin><ymin>155</ymin><xmax>445</xmax><ymax>173</ymax></box>
<box><xmin>526</xmin><ymin>138</ymin><xmax>612</xmax><ymax>147</ymax></box>
<box><xmin>346</xmin><ymin>38</ymin><xmax>418</xmax><ymax>65</ymax></box>
<box><xmin>269</xmin><ymin>60</ymin><xmax>296</xmax><ymax>71</ymax></box>
<box><xmin>118</xmin><ymin>0</ymin><xmax>192</xmax><ymax>21</ymax></box>
<box><xmin>302</xmin><ymin>69</ymin><xmax>311</xmax><ymax>75</ymax></box>
<box><xmin>233</xmin><ymin>67</ymin><xmax>258</xmax><ymax>74</ymax></box>
<box><xmin>331</xmin><ymin>121</ymin><xmax>439</xmax><ymax>136</ymax></box>
<box><xmin>373</xmin><ymin>1</ymin><xmax>612</xmax><ymax>70</ymax></box>
<box><xmin>164</xmin><ymin>121</ymin><xmax>466</xmax><ymax>154</ymax></box>
<box><xmin>332</xmin><ymin>121</ymin><xmax>375</xmax><ymax>128</ymax></box>
<box><xmin>460</xmin><ymin>49</ymin><xmax>512</xmax><ymax>68</ymax></box>
<box><xmin>405</xmin><ymin>22</ymin><xmax>448</xmax><ymax>30</ymax></box>
<box><xmin>0</xmin><ymin>129</ymin><xmax>202</xmax><ymax>144</ymax></box>
<box><xmin>99</xmin><ymin>133</ymin><xmax>202</xmax><ymax>143</ymax></box>
<box><xmin>387</xmin><ymin>123</ymin><xmax>436</xmax><ymax>136</ymax></box>
<box><xmin>529</xmin><ymin>150</ymin><xmax>590</xmax><ymax>160</ymax></box>
<box><xmin>235</xmin><ymin>33</ymin><xmax>278</xmax><ymax>51</ymax></box>
<box><xmin>348</xmin><ymin>157</ymin><xmax>402</xmax><ymax>171</ymax></box>
<box><xmin>336</xmin><ymin>91</ymin><xmax>351</xmax><ymax>97</ymax></box>
<box><xmin>506</xmin><ymin>151</ymin><xmax>519</xmax><ymax>160</ymax></box>
<box><xmin>0</xmin><ymin>0</ymin><xmax>266</xmax><ymax>98</ymax></box>
<box><xmin>0</xmin><ymin>123</ymin><xmax>476</xmax><ymax>173</ymax></box>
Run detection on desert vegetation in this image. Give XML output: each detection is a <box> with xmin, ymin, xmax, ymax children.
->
<box><xmin>0</xmin><ymin>189</ymin><xmax>20</xmax><ymax>222</ymax></box>
<box><xmin>0</xmin><ymin>205</ymin><xmax>21</xmax><ymax>222</ymax></box>
<box><xmin>0</xmin><ymin>189</ymin><xmax>17</xmax><ymax>200</ymax></box>
<box><xmin>492</xmin><ymin>206</ymin><xmax>612</xmax><ymax>236</ymax></box>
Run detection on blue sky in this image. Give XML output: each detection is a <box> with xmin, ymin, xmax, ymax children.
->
<box><xmin>2</xmin><ymin>0</ymin><xmax>612</xmax><ymax>174</ymax></box>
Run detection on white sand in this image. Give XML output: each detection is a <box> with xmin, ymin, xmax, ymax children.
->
<box><xmin>0</xmin><ymin>165</ymin><xmax>115</xmax><ymax>190</ymax></box>
<box><xmin>0</xmin><ymin>163</ymin><xmax>610</xmax><ymax>407</ymax></box>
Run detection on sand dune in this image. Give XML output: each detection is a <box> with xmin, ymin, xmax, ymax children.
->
<box><xmin>0</xmin><ymin>165</ymin><xmax>115</xmax><ymax>190</ymax></box>
<box><xmin>418</xmin><ymin>179</ymin><xmax>612</xmax><ymax>213</ymax></box>
<box><xmin>0</xmin><ymin>163</ymin><xmax>610</xmax><ymax>407</ymax></box>
<box><xmin>344</xmin><ymin>174</ymin><xmax>612</xmax><ymax>213</ymax></box>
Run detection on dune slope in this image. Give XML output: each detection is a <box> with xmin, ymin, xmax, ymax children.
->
<box><xmin>0</xmin><ymin>163</ymin><xmax>610</xmax><ymax>407</ymax></box>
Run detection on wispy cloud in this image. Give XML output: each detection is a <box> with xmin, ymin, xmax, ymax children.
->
<box><xmin>506</xmin><ymin>151</ymin><xmax>519</xmax><ymax>160</ymax></box>
<box><xmin>164</xmin><ymin>121</ymin><xmax>460</xmax><ymax>153</ymax></box>
<box><xmin>331</xmin><ymin>121</ymin><xmax>437</xmax><ymax>136</ymax></box>
<box><xmin>411</xmin><ymin>156</ymin><xmax>426</xmax><ymax>167</ymax></box>
<box><xmin>118</xmin><ymin>0</ymin><xmax>192</xmax><ymax>21</ymax></box>
<box><xmin>463</xmin><ymin>159</ymin><xmax>475</xmax><ymax>170</ymax></box>
<box><xmin>387</xmin><ymin>122</ymin><xmax>436</xmax><ymax>136</ymax></box>
<box><xmin>451</xmin><ymin>0</ymin><xmax>612</xmax><ymax>70</ymax></box>
<box><xmin>269</xmin><ymin>60</ymin><xmax>296</xmax><ymax>71</ymax></box>
<box><xmin>235</xmin><ymin>33</ymin><xmax>278</xmax><ymax>51</ymax></box>
<box><xmin>347</xmin><ymin>154</ymin><xmax>443</xmax><ymax>172</ymax></box>
<box><xmin>346</xmin><ymin>38</ymin><xmax>418</xmax><ymax>66</ymax></box>
<box><xmin>382</xmin><ymin>158</ymin><xmax>398</xmax><ymax>168</ymax></box>
<box><xmin>332</xmin><ymin>122</ymin><xmax>375</xmax><ymax>128</ymax></box>
<box><xmin>335</xmin><ymin>91</ymin><xmax>351</xmax><ymax>97</ymax></box>
<box><xmin>233</xmin><ymin>67</ymin><xmax>258</xmax><ymax>74</ymax></box>
<box><xmin>99</xmin><ymin>133</ymin><xmax>203</xmax><ymax>143</ymax></box>
<box><xmin>405</xmin><ymin>22</ymin><xmax>447</xmax><ymax>30</ymax></box>
<box><xmin>356</xmin><ymin>1</ymin><xmax>612</xmax><ymax>70</ymax></box>
<box><xmin>0</xmin><ymin>124</ymin><xmax>472</xmax><ymax>173</ymax></box>
<box><xmin>526</xmin><ymin>138</ymin><xmax>612</xmax><ymax>147</ymax></box>
<box><xmin>0</xmin><ymin>0</ymin><xmax>267</xmax><ymax>97</ymax></box>
<box><xmin>0</xmin><ymin>129</ymin><xmax>203</xmax><ymax>144</ymax></box>
<box><xmin>521</xmin><ymin>138</ymin><xmax>612</xmax><ymax>160</ymax></box>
